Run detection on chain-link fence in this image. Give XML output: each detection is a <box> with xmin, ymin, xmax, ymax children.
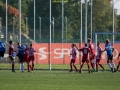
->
<box><xmin>0</xmin><ymin>0</ymin><xmax>120</xmax><ymax>70</ymax></box>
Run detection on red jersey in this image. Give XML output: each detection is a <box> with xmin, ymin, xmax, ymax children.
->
<box><xmin>79</xmin><ymin>47</ymin><xmax>90</xmax><ymax>59</ymax></box>
<box><xmin>88</xmin><ymin>43</ymin><xmax>95</xmax><ymax>55</ymax></box>
<box><xmin>9</xmin><ymin>45</ymin><xmax>14</xmax><ymax>56</ymax></box>
<box><xmin>29</xmin><ymin>47</ymin><xmax>36</xmax><ymax>56</ymax></box>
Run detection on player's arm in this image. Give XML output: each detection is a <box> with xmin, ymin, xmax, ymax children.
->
<box><xmin>75</xmin><ymin>45</ymin><xmax>79</xmax><ymax>50</ymax></box>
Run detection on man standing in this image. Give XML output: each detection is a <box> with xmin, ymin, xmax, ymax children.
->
<box><xmin>28</xmin><ymin>44</ymin><xmax>36</xmax><ymax>73</ymax></box>
<box><xmin>87</xmin><ymin>38</ymin><xmax>95</xmax><ymax>72</ymax></box>
<box><xmin>104</xmin><ymin>39</ymin><xmax>116</xmax><ymax>73</ymax></box>
<box><xmin>76</xmin><ymin>43</ymin><xmax>90</xmax><ymax>73</ymax></box>
<box><xmin>9</xmin><ymin>41</ymin><xmax>15</xmax><ymax>72</ymax></box>
<box><xmin>69</xmin><ymin>44</ymin><xmax>78</xmax><ymax>72</ymax></box>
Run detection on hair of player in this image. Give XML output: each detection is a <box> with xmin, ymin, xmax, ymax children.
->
<box><xmin>9</xmin><ymin>40</ymin><xmax>13</xmax><ymax>44</ymax></box>
<box><xmin>30</xmin><ymin>43</ymin><xmax>32</xmax><ymax>47</ymax></box>
<box><xmin>85</xmin><ymin>43</ymin><xmax>87</xmax><ymax>46</ymax></box>
<box><xmin>105</xmin><ymin>39</ymin><xmax>110</xmax><ymax>44</ymax></box>
<box><xmin>87</xmin><ymin>38</ymin><xmax>91</xmax><ymax>42</ymax></box>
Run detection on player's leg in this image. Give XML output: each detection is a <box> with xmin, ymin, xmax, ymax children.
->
<box><xmin>19</xmin><ymin>54</ymin><xmax>24</xmax><ymax>72</ymax></box>
<box><xmin>79</xmin><ymin>59</ymin><xmax>85</xmax><ymax>73</ymax></box>
<box><xmin>110</xmin><ymin>55</ymin><xmax>116</xmax><ymax>72</ymax></box>
<box><xmin>69</xmin><ymin>59</ymin><xmax>73</xmax><ymax>72</ymax></box>
<box><xmin>31</xmin><ymin>60</ymin><xmax>34</xmax><ymax>73</ymax></box>
<box><xmin>116</xmin><ymin>61</ymin><xmax>120</xmax><ymax>71</ymax></box>
<box><xmin>9</xmin><ymin>56</ymin><xmax>15</xmax><ymax>72</ymax></box>
<box><xmin>0</xmin><ymin>51</ymin><xmax>4</xmax><ymax>60</ymax></box>
<box><xmin>107</xmin><ymin>55</ymin><xmax>112</xmax><ymax>70</ymax></box>
<box><xmin>96</xmin><ymin>60</ymin><xmax>99</xmax><ymax>72</ymax></box>
<box><xmin>98</xmin><ymin>63</ymin><xmax>105</xmax><ymax>71</ymax></box>
<box><xmin>90</xmin><ymin>59</ymin><xmax>95</xmax><ymax>72</ymax></box>
<box><xmin>72</xmin><ymin>60</ymin><xmax>78</xmax><ymax>72</ymax></box>
<box><xmin>86</xmin><ymin>59</ymin><xmax>90</xmax><ymax>73</ymax></box>
<box><xmin>31</xmin><ymin>56</ymin><xmax>35</xmax><ymax>73</ymax></box>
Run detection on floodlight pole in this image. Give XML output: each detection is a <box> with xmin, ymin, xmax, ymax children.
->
<box><xmin>13</xmin><ymin>17</ymin><xmax>15</xmax><ymax>40</ymax></box>
<box><xmin>62</xmin><ymin>0</ymin><xmax>64</xmax><ymax>43</ymax></box>
<box><xmin>49</xmin><ymin>0</ymin><xmax>52</xmax><ymax>71</ymax></box>
<box><xmin>52</xmin><ymin>17</ymin><xmax>54</xmax><ymax>43</ymax></box>
<box><xmin>34</xmin><ymin>0</ymin><xmax>36</xmax><ymax>42</ymax></box>
<box><xmin>39</xmin><ymin>17</ymin><xmax>41</xmax><ymax>42</ymax></box>
<box><xmin>85</xmin><ymin>0</ymin><xmax>88</xmax><ymax>43</ymax></box>
<box><xmin>65</xmin><ymin>17</ymin><xmax>67</xmax><ymax>43</ymax></box>
<box><xmin>6</xmin><ymin>0</ymin><xmax>8</xmax><ymax>43</ymax></box>
<box><xmin>112</xmin><ymin>0</ymin><xmax>114</xmax><ymax>43</ymax></box>
<box><xmin>90</xmin><ymin>0</ymin><xmax>92</xmax><ymax>41</ymax></box>
<box><xmin>80</xmin><ymin>0</ymin><xmax>82</xmax><ymax>44</ymax></box>
<box><xmin>18</xmin><ymin>0</ymin><xmax>21</xmax><ymax>43</ymax></box>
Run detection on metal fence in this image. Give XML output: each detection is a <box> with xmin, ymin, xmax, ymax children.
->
<box><xmin>0</xmin><ymin>0</ymin><xmax>120</xmax><ymax>70</ymax></box>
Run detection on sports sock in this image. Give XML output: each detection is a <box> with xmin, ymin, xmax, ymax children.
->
<box><xmin>107</xmin><ymin>63</ymin><xmax>112</xmax><ymax>69</ymax></box>
<box><xmin>87</xmin><ymin>64</ymin><xmax>90</xmax><ymax>72</ymax></box>
<box><xmin>111</xmin><ymin>62</ymin><xmax>116</xmax><ymax>69</ymax></box>
<box><xmin>32</xmin><ymin>63</ymin><xmax>34</xmax><ymax>71</ymax></box>
<box><xmin>96</xmin><ymin>64</ymin><xmax>98</xmax><ymax>71</ymax></box>
<box><xmin>21</xmin><ymin>63</ymin><xmax>24</xmax><ymax>71</ymax></box>
<box><xmin>12</xmin><ymin>63</ymin><xmax>14</xmax><ymax>71</ymax></box>
<box><xmin>70</xmin><ymin>64</ymin><xmax>72</xmax><ymax>70</ymax></box>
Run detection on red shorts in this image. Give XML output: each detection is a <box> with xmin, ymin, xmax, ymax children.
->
<box><xmin>28</xmin><ymin>56</ymin><xmax>35</xmax><ymax>62</ymax></box>
<box><xmin>82</xmin><ymin>58</ymin><xmax>89</xmax><ymax>63</ymax></box>
<box><xmin>90</xmin><ymin>54</ymin><xmax>95</xmax><ymax>60</ymax></box>
<box><xmin>96</xmin><ymin>59</ymin><xmax>101</xmax><ymax>63</ymax></box>
<box><xmin>70</xmin><ymin>59</ymin><xmax>76</xmax><ymax>63</ymax></box>
<box><xmin>24</xmin><ymin>54</ymin><xmax>29</xmax><ymax>62</ymax></box>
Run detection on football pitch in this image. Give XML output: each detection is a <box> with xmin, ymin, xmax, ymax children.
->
<box><xmin>0</xmin><ymin>70</ymin><xmax>120</xmax><ymax>90</ymax></box>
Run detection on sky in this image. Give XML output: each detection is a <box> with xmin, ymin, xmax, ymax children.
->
<box><xmin>81</xmin><ymin>0</ymin><xmax>120</xmax><ymax>15</ymax></box>
<box><xmin>114</xmin><ymin>0</ymin><xmax>120</xmax><ymax>15</ymax></box>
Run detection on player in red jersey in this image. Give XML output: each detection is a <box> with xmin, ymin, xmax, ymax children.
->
<box><xmin>95</xmin><ymin>42</ymin><xmax>105</xmax><ymax>72</ymax></box>
<box><xmin>76</xmin><ymin>43</ymin><xmax>90</xmax><ymax>73</ymax></box>
<box><xmin>9</xmin><ymin>41</ymin><xmax>15</xmax><ymax>72</ymax></box>
<box><xmin>87</xmin><ymin>38</ymin><xmax>95</xmax><ymax>72</ymax></box>
<box><xmin>116</xmin><ymin>52</ymin><xmax>120</xmax><ymax>72</ymax></box>
<box><xmin>69</xmin><ymin>44</ymin><xmax>78</xmax><ymax>72</ymax></box>
<box><xmin>24</xmin><ymin>45</ymin><xmax>30</xmax><ymax>72</ymax></box>
<box><xmin>28</xmin><ymin>44</ymin><xmax>36</xmax><ymax>73</ymax></box>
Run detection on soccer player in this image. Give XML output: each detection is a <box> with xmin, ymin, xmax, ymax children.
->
<box><xmin>69</xmin><ymin>44</ymin><xmax>78</xmax><ymax>72</ymax></box>
<box><xmin>96</xmin><ymin>42</ymin><xmax>105</xmax><ymax>72</ymax></box>
<box><xmin>104</xmin><ymin>39</ymin><xmax>116</xmax><ymax>73</ymax></box>
<box><xmin>76</xmin><ymin>43</ymin><xmax>90</xmax><ymax>73</ymax></box>
<box><xmin>9</xmin><ymin>41</ymin><xmax>15</xmax><ymax>72</ymax></box>
<box><xmin>87</xmin><ymin>38</ymin><xmax>95</xmax><ymax>72</ymax></box>
<box><xmin>17</xmin><ymin>43</ymin><xmax>25</xmax><ymax>72</ymax></box>
<box><xmin>116</xmin><ymin>52</ymin><xmax>120</xmax><ymax>72</ymax></box>
<box><xmin>24</xmin><ymin>45</ymin><xmax>30</xmax><ymax>72</ymax></box>
<box><xmin>0</xmin><ymin>42</ymin><xmax>6</xmax><ymax>60</ymax></box>
<box><xmin>28</xmin><ymin>43</ymin><xmax>36</xmax><ymax>73</ymax></box>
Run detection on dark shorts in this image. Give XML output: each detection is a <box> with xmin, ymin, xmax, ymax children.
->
<box><xmin>107</xmin><ymin>54</ymin><xmax>113</xmax><ymax>61</ymax></box>
<box><xmin>82</xmin><ymin>58</ymin><xmax>89</xmax><ymax>63</ymax></box>
<box><xmin>17</xmin><ymin>53</ymin><xmax>24</xmax><ymax>63</ymax></box>
<box><xmin>70</xmin><ymin>59</ymin><xmax>76</xmax><ymax>63</ymax></box>
<box><xmin>0</xmin><ymin>51</ymin><xmax>5</xmax><ymax>57</ymax></box>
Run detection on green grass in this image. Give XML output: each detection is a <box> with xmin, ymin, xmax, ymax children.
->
<box><xmin>0</xmin><ymin>70</ymin><xmax>120</xmax><ymax>90</ymax></box>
